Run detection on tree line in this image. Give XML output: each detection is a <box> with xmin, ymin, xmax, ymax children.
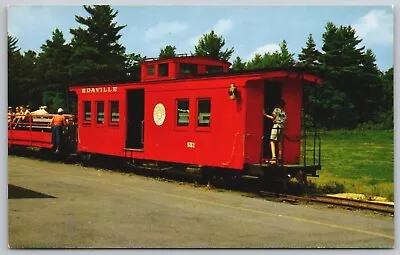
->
<box><xmin>8</xmin><ymin>5</ymin><xmax>393</xmax><ymax>130</ymax></box>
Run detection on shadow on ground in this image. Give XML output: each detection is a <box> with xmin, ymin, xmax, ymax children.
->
<box><xmin>8</xmin><ymin>184</ymin><xmax>56</xmax><ymax>199</ymax></box>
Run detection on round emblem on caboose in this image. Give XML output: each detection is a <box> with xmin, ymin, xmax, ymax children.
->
<box><xmin>153</xmin><ymin>103</ymin><xmax>166</xmax><ymax>126</ymax></box>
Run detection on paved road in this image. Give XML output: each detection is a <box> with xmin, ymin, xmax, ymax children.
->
<box><xmin>8</xmin><ymin>155</ymin><xmax>394</xmax><ymax>248</ymax></box>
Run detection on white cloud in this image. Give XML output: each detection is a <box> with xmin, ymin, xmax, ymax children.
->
<box><xmin>144</xmin><ymin>21</ymin><xmax>188</xmax><ymax>41</ymax></box>
<box><xmin>8</xmin><ymin>6</ymin><xmax>59</xmax><ymax>38</ymax></box>
<box><xmin>352</xmin><ymin>9</ymin><xmax>393</xmax><ymax>45</ymax></box>
<box><xmin>188</xmin><ymin>34</ymin><xmax>201</xmax><ymax>47</ymax></box>
<box><xmin>213</xmin><ymin>19</ymin><xmax>234</xmax><ymax>34</ymax></box>
<box><xmin>188</xmin><ymin>18</ymin><xmax>234</xmax><ymax>46</ymax></box>
<box><xmin>246</xmin><ymin>43</ymin><xmax>280</xmax><ymax>60</ymax></box>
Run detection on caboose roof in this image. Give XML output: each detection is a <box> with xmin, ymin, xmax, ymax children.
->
<box><xmin>140</xmin><ymin>55</ymin><xmax>231</xmax><ymax>66</ymax></box>
<box><xmin>69</xmin><ymin>66</ymin><xmax>322</xmax><ymax>91</ymax></box>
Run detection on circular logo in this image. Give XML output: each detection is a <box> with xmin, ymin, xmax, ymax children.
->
<box><xmin>153</xmin><ymin>103</ymin><xmax>166</xmax><ymax>126</ymax></box>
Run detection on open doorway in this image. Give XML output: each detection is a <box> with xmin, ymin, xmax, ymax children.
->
<box><xmin>263</xmin><ymin>80</ymin><xmax>282</xmax><ymax>158</ymax></box>
<box><xmin>126</xmin><ymin>89</ymin><xmax>144</xmax><ymax>149</ymax></box>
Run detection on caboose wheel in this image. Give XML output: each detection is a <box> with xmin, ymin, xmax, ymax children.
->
<box><xmin>81</xmin><ymin>153</ymin><xmax>92</xmax><ymax>167</ymax></box>
<box><xmin>278</xmin><ymin>177</ymin><xmax>289</xmax><ymax>193</ymax></box>
<box><xmin>199</xmin><ymin>167</ymin><xmax>213</xmax><ymax>186</ymax></box>
<box><xmin>294</xmin><ymin>171</ymin><xmax>308</xmax><ymax>194</ymax></box>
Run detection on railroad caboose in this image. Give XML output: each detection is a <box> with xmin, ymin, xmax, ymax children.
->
<box><xmin>69</xmin><ymin>55</ymin><xmax>322</xmax><ymax>181</ymax></box>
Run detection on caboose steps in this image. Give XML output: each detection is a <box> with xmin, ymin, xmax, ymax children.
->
<box><xmin>245</xmin><ymin>163</ymin><xmax>320</xmax><ymax>178</ymax></box>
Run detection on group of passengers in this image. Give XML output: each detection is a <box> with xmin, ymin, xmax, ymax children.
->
<box><xmin>8</xmin><ymin>105</ymin><xmax>68</xmax><ymax>153</ymax></box>
<box><xmin>8</xmin><ymin>105</ymin><xmax>50</xmax><ymax>126</ymax></box>
<box><xmin>8</xmin><ymin>105</ymin><xmax>34</xmax><ymax>127</ymax></box>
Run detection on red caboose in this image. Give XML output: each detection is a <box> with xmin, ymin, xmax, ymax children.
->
<box><xmin>69</xmin><ymin>55</ymin><xmax>322</xmax><ymax>180</ymax></box>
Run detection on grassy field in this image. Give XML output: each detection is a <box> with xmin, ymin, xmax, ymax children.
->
<box><xmin>305</xmin><ymin>130</ymin><xmax>394</xmax><ymax>201</ymax></box>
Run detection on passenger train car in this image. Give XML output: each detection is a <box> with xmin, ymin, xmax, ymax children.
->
<box><xmin>8</xmin><ymin>55</ymin><xmax>322</xmax><ymax>184</ymax></box>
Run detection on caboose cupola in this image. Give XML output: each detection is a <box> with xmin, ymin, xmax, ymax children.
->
<box><xmin>140</xmin><ymin>55</ymin><xmax>231</xmax><ymax>82</ymax></box>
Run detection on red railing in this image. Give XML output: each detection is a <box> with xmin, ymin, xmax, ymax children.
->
<box><xmin>8</xmin><ymin>114</ymin><xmax>75</xmax><ymax>149</ymax></box>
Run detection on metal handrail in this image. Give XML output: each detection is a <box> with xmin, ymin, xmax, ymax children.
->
<box><xmin>301</xmin><ymin>130</ymin><xmax>321</xmax><ymax>167</ymax></box>
<box><xmin>8</xmin><ymin>114</ymin><xmax>76</xmax><ymax>131</ymax></box>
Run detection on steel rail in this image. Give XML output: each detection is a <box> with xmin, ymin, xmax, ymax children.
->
<box><xmin>260</xmin><ymin>191</ymin><xmax>394</xmax><ymax>214</ymax></box>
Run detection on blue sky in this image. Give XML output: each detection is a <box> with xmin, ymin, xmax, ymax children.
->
<box><xmin>8</xmin><ymin>5</ymin><xmax>393</xmax><ymax>71</ymax></box>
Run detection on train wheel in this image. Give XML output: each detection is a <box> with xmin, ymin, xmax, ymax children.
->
<box><xmin>260</xmin><ymin>171</ymin><xmax>287</xmax><ymax>192</ymax></box>
<box><xmin>284</xmin><ymin>171</ymin><xmax>308</xmax><ymax>195</ymax></box>
<box><xmin>224</xmin><ymin>173</ymin><xmax>241</xmax><ymax>190</ymax></box>
<box><xmin>81</xmin><ymin>153</ymin><xmax>92</xmax><ymax>167</ymax></box>
<box><xmin>293</xmin><ymin>171</ymin><xmax>308</xmax><ymax>194</ymax></box>
<box><xmin>278</xmin><ymin>177</ymin><xmax>289</xmax><ymax>193</ymax></box>
<box><xmin>123</xmin><ymin>159</ymin><xmax>135</xmax><ymax>172</ymax></box>
<box><xmin>199</xmin><ymin>168</ymin><xmax>213</xmax><ymax>187</ymax></box>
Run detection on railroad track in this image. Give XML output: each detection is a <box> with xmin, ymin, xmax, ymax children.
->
<box><xmin>260</xmin><ymin>191</ymin><xmax>394</xmax><ymax>214</ymax></box>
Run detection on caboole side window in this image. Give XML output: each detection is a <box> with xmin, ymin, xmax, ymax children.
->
<box><xmin>147</xmin><ymin>65</ymin><xmax>155</xmax><ymax>75</ymax></box>
<box><xmin>197</xmin><ymin>99</ymin><xmax>211</xmax><ymax>127</ymax></box>
<box><xmin>84</xmin><ymin>101</ymin><xmax>91</xmax><ymax>122</ymax></box>
<box><xmin>158</xmin><ymin>63</ymin><xmax>169</xmax><ymax>77</ymax></box>
<box><xmin>177</xmin><ymin>99</ymin><xmax>189</xmax><ymax>127</ymax></box>
<box><xmin>110</xmin><ymin>101</ymin><xmax>119</xmax><ymax>123</ymax></box>
<box><xmin>96</xmin><ymin>101</ymin><xmax>104</xmax><ymax>124</ymax></box>
<box><xmin>179</xmin><ymin>63</ymin><xmax>197</xmax><ymax>75</ymax></box>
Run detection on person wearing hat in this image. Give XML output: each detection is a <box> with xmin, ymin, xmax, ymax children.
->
<box><xmin>8</xmin><ymin>107</ymin><xmax>14</xmax><ymax>125</ymax></box>
<box><xmin>50</xmin><ymin>108</ymin><xmax>67</xmax><ymax>153</ymax></box>
<box><xmin>12</xmin><ymin>106</ymin><xmax>21</xmax><ymax>126</ymax></box>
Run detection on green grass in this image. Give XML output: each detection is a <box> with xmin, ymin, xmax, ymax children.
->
<box><xmin>305</xmin><ymin>130</ymin><xmax>394</xmax><ymax>201</ymax></box>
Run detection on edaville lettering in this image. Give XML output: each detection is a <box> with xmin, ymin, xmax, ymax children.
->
<box><xmin>81</xmin><ymin>87</ymin><xmax>118</xmax><ymax>93</ymax></box>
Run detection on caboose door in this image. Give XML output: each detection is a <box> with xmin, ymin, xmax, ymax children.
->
<box><xmin>126</xmin><ymin>89</ymin><xmax>145</xmax><ymax>149</ymax></box>
<box><xmin>263</xmin><ymin>80</ymin><xmax>283</xmax><ymax>158</ymax></box>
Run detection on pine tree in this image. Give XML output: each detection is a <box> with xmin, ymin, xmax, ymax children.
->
<box><xmin>8</xmin><ymin>35</ymin><xmax>20</xmax><ymax>56</ymax></box>
<box><xmin>246</xmin><ymin>54</ymin><xmax>264</xmax><ymax>69</ymax></box>
<box><xmin>8</xmin><ymin>35</ymin><xmax>22</xmax><ymax>106</ymax></box>
<box><xmin>125</xmin><ymin>52</ymin><xmax>144</xmax><ymax>82</ymax></box>
<box><xmin>357</xmin><ymin>49</ymin><xmax>384</xmax><ymax>124</ymax></box>
<box><xmin>231</xmin><ymin>56</ymin><xmax>246</xmax><ymax>71</ymax></box>
<box><xmin>159</xmin><ymin>45</ymin><xmax>176</xmax><ymax>59</ymax></box>
<box><xmin>37</xmin><ymin>28</ymin><xmax>72</xmax><ymax>111</ymax></box>
<box><xmin>193</xmin><ymin>30</ymin><xmax>234</xmax><ymax>62</ymax></box>
<box><xmin>39</xmin><ymin>29</ymin><xmax>71</xmax><ymax>84</ymax></box>
<box><xmin>20</xmin><ymin>50</ymin><xmax>40</xmax><ymax>107</ymax></box>
<box><xmin>298</xmin><ymin>34</ymin><xmax>322</xmax><ymax>126</ymax></box>
<box><xmin>316</xmin><ymin>22</ymin><xmax>368</xmax><ymax>128</ymax></box>
<box><xmin>277</xmin><ymin>40</ymin><xmax>295</xmax><ymax>67</ymax></box>
<box><xmin>246</xmin><ymin>40</ymin><xmax>295</xmax><ymax>70</ymax></box>
<box><xmin>378</xmin><ymin>67</ymin><xmax>393</xmax><ymax>128</ymax></box>
<box><xmin>298</xmin><ymin>34</ymin><xmax>321</xmax><ymax>67</ymax></box>
<box><xmin>261</xmin><ymin>51</ymin><xmax>280</xmax><ymax>68</ymax></box>
<box><xmin>69</xmin><ymin>5</ymin><xmax>128</xmax><ymax>84</ymax></box>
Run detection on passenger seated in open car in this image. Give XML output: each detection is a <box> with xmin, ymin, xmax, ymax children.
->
<box><xmin>19</xmin><ymin>105</ymin><xmax>30</xmax><ymax>122</ymax></box>
<box><xmin>12</xmin><ymin>106</ymin><xmax>21</xmax><ymax>122</ymax></box>
<box><xmin>13</xmin><ymin>105</ymin><xmax>31</xmax><ymax>129</ymax></box>
<box><xmin>8</xmin><ymin>107</ymin><xmax>14</xmax><ymax>124</ymax></box>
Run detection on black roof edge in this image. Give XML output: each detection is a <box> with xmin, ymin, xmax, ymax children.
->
<box><xmin>195</xmin><ymin>66</ymin><xmax>325</xmax><ymax>79</ymax></box>
<box><xmin>140</xmin><ymin>55</ymin><xmax>231</xmax><ymax>65</ymax></box>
